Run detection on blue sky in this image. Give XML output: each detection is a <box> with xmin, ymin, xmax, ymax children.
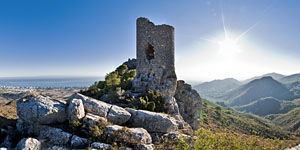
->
<box><xmin>0</xmin><ymin>0</ymin><xmax>300</xmax><ymax>81</ymax></box>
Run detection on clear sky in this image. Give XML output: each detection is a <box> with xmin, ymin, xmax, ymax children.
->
<box><xmin>0</xmin><ymin>0</ymin><xmax>300</xmax><ymax>81</ymax></box>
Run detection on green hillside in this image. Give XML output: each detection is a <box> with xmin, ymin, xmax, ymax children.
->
<box><xmin>235</xmin><ymin>97</ymin><xmax>300</xmax><ymax>117</ymax></box>
<box><xmin>266</xmin><ymin>99</ymin><xmax>300</xmax><ymax>132</ymax></box>
<box><xmin>235</xmin><ymin>97</ymin><xmax>281</xmax><ymax>116</ymax></box>
<box><xmin>200</xmin><ymin>99</ymin><xmax>293</xmax><ymax>140</ymax></box>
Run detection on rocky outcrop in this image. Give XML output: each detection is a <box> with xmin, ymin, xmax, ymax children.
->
<box><xmin>91</xmin><ymin>142</ymin><xmax>112</xmax><ymax>150</ymax></box>
<box><xmin>82</xmin><ymin>113</ymin><xmax>107</xmax><ymax>128</ymax></box>
<box><xmin>16</xmin><ymin>138</ymin><xmax>41</xmax><ymax>150</ymax></box>
<box><xmin>105</xmin><ymin>125</ymin><xmax>152</xmax><ymax>145</ymax></box>
<box><xmin>135</xmin><ymin>144</ymin><xmax>155</xmax><ymax>150</ymax></box>
<box><xmin>39</xmin><ymin>127</ymin><xmax>72</xmax><ymax>145</ymax></box>
<box><xmin>70</xmin><ymin>135</ymin><xmax>89</xmax><ymax>148</ymax></box>
<box><xmin>107</xmin><ymin>105</ymin><xmax>131</xmax><ymax>125</ymax></box>
<box><xmin>125</xmin><ymin>108</ymin><xmax>178</xmax><ymax>133</ymax></box>
<box><xmin>67</xmin><ymin>98</ymin><xmax>85</xmax><ymax>123</ymax></box>
<box><xmin>69</xmin><ymin>93</ymin><xmax>131</xmax><ymax>125</ymax></box>
<box><xmin>175</xmin><ymin>80</ymin><xmax>202</xmax><ymax>130</ymax></box>
<box><xmin>17</xmin><ymin>96</ymin><xmax>67</xmax><ymax>125</ymax></box>
<box><xmin>285</xmin><ymin>144</ymin><xmax>300</xmax><ymax>150</ymax></box>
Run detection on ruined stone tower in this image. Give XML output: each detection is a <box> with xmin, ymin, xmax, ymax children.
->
<box><xmin>136</xmin><ymin>17</ymin><xmax>176</xmax><ymax>79</ymax></box>
<box><xmin>133</xmin><ymin>17</ymin><xmax>179</xmax><ymax>114</ymax></box>
<box><xmin>133</xmin><ymin>17</ymin><xmax>202</xmax><ymax>130</ymax></box>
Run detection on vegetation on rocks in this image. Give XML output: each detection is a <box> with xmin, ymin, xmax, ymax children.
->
<box><xmin>80</xmin><ymin>63</ymin><xmax>136</xmax><ymax>100</ymax></box>
<box><xmin>80</xmin><ymin>62</ymin><xmax>166</xmax><ymax>112</ymax></box>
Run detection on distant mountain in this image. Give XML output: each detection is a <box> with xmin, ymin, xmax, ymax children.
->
<box><xmin>225</xmin><ymin>76</ymin><xmax>289</xmax><ymax>106</ymax></box>
<box><xmin>278</xmin><ymin>73</ymin><xmax>300</xmax><ymax>100</ymax></box>
<box><xmin>279</xmin><ymin>73</ymin><xmax>300</xmax><ymax>84</ymax></box>
<box><xmin>194</xmin><ymin>78</ymin><xmax>241</xmax><ymax>100</ymax></box>
<box><xmin>243</xmin><ymin>73</ymin><xmax>285</xmax><ymax>84</ymax></box>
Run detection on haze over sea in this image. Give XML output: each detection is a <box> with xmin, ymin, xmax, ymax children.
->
<box><xmin>0</xmin><ymin>77</ymin><xmax>103</xmax><ymax>88</ymax></box>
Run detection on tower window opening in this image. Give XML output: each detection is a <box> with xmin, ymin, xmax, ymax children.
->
<box><xmin>145</xmin><ymin>43</ymin><xmax>154</xmax><ymax>60</ymax></box>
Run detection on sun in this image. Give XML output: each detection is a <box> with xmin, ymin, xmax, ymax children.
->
<box><xmin>218</xmin><ymin>38</ymin><xmax>240</xmax><ymax>57</ymax></box>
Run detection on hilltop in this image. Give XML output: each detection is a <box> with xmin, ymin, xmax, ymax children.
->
<box><xmin>224</xmin><ymin>76</ymin><xmax>289</xmax><ymax>106</ymax></box>
<box><xmin>194</xmin><ymin>78</ymin><xmax>241</xmax><ymax>100</ymax></box>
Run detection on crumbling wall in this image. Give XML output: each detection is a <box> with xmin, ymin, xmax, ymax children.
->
<box><xmin>133</xmin><ymin>17</ymin><xmax>178</xmax><ymax>115</ymax></box>
<box><xmin>132</xmin><ymin>17</ymin><xmax>202</xmax><ymax>130</ymax></box>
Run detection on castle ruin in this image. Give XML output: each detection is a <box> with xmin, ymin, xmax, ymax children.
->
<box><xmin>133</xmin><ymin>18</ymin><xmax>179</xmax><ymax>115</ymax></box>
<box><xmin>133</xmin><ymin>17</ymin><xmax>202</xmax><ymax>129</ymax></box>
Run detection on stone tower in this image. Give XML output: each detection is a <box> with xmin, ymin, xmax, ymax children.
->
<box><xmin>133</xmin><ymin>17</ymin><xmax>179</xmax><ymax>114</ymax></box>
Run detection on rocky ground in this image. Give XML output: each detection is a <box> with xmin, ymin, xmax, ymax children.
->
<box><xmin>0</xmin><ymin>87</ymin><xmax>197</xmax><ymax>149</ymax></box>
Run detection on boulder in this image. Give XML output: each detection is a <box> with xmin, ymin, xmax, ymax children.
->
<box><xmin>39</xmin><ymin>127</ymin><xmax>72</xmax><ymax>145</ymax></box>
<box><xmin>135</xmin><ymin>144</ymin><xmax>155</xmax><ymax>150</ymax></box>
<box><xmin>17</xmin><ymin>95</ymin><xmax>67</xmax><ymax>125</ymax></box>
<box><xmin>175</xmin><ymin>80</ymin><xmax>202</xmax><ymax>130</ymax></box>
<box><xmin>70</xmin><ymin>135</ymin><xmax>89</xmax><ymax>148</ymax></box>
<box><xmin>16</xmin><ymin>138</ymin><xmax>41</xmax><ymax>150</ymax></box>
<box><xmin>67</xmin><ymin>98</ymin><xmax>85</xmax><ymax>123</ymax></box>
<box><xmin>69</xmin><ymin>93</ymin><xmax>111</xmax><ymax>118</ymax></box>
<box><xmin>90</xmin><ymin>142</ymin><xmax>112</xmax><ymax>150</ymax></box>
<box><xmin>125</xmin><ymin>108</ymin><xmax>178</xmax><ymax>133</ymax></box>
<box><xmin>105</xmin><ymin>125</ymin><xmax>152</xmax><ymax>145</ymax></box>
<box><xmin>82</xmin><ymin>113</ymin><xmax>107</xmax><ymax>128</ymax></box>
<box><xmin>107</xmin><ymin>105</ymin><xmax>131</xmax><ymax>125</ymax></box>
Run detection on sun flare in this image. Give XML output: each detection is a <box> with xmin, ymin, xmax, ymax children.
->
<box><xmin>218</xmin><ymin>38</ymin><xmax>240</xmax><ymax>57</ymax></box>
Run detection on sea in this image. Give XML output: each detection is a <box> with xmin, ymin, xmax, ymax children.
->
<box><xmin>0</xmin><ymin>77</ymin><xmax>103</xmax><ymax>88</ymax></box>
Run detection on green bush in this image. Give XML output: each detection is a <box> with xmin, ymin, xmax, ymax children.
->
<box><xmin>171</xmin><ymin>128</ymin><xmax>291</xmax><ymax>150</ymax></box>
<box><xmin>116</xmin><ymin>64</ymin><xmax>128</xmax><ymax>76</ymax></box>
<box><xmin>80</xmin><ymin>62</ymin><xmax>166</xmax><ymax>113</ymax></box>
<box><xmin>89</xmin><ymin>120</ymin><xmax>110</xmax><ymax>142</ymax></box>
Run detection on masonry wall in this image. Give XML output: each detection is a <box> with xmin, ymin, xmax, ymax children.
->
<box><xmin>136</xmin><ymin>17</ymin><xmax>175</xmax><ymax>76</ymax></box>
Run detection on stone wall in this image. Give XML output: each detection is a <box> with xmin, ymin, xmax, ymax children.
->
<box><xmin>133</xmin><ymin>17</ymin><xmax>178</xmax><ymax>115</ymax></box>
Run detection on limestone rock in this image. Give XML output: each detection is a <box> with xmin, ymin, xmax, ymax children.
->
<box><xmin>67</xmin><ymin>98</ymin><xmax>85</xmax><ymax>123</ymax></box>
<box><xmin>285</xmin><ymin>144</ymin><xmax>300</xmax><ymax>150</ymax></box>
<box><xmin>175</xmin><ymin>80</ymin><xmax>202</xmax><ymax>130</ymax></box>
<box><xmin>125</xmin><ymin>108</ymin><xmax>178</xmax><ymax>133</ymax></box>
<box><xmin>105</xmin><ymin>125</ymin><xmax>152</xmax><ymax>145</ymax></box>
<box><xmin>69</xmin><ymin>93</ymin><xmax>111</xmax><ymax>118</ymax></box>
<box><xmin>17</xmin><ymin>95</ymin><xmax>67</xmax><ymax>125</ymax></box>
<box><xmin>90</xmin><ymin>142</ymin><xmax>112</xmax><ymax>150</ymax></box>
<box><xmin>70</xmin><ymin>135</ymin><xmax>89</xmax><ymax>148</ymax></box>
<box><xmin>83</xmin><ymin>113</ymin><xmax>107</xmax><ymax>128</ymax></box>
<box><xmin>107</xmin><ymin>105</ymin><xmax>131</xmax><ymax>125</ymax></box>
<box><xmin>135</xmin><ymin>144</ymin><xmax>155</xmax><ymax>150</ymax></box>
<box><xmin>39</xmin><ymin>127</ymin><xmax>72</xmax><ymax>145</ymax></box>
<box><xmin>16</xmin><ymin>138</ymin><xmax>41</xmax><ymax>150</ymax></box>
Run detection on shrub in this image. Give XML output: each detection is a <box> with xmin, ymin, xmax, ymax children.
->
<box><xmin>172</xmin><ymin>128</ymin><xmax>291</xmax><ymax>150</ymax></box>
<box><xmin>105</xmin><ymin>71</ymin><xmax>121</xmax><ymax>90</ymax></box>
<box><xmin>89</xmin><ymin>120</ymin><xmax>110</xmax><ymax>142</ymax></box>
<box><xmin>215</xmin><ymin>106</ymin><xmax>222</xmax><ymax>111</ymax></box>
<box><xmin>116</xmin><ymin>64</ymin><xmax>128</xmax><ymax>76</ymax></box>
